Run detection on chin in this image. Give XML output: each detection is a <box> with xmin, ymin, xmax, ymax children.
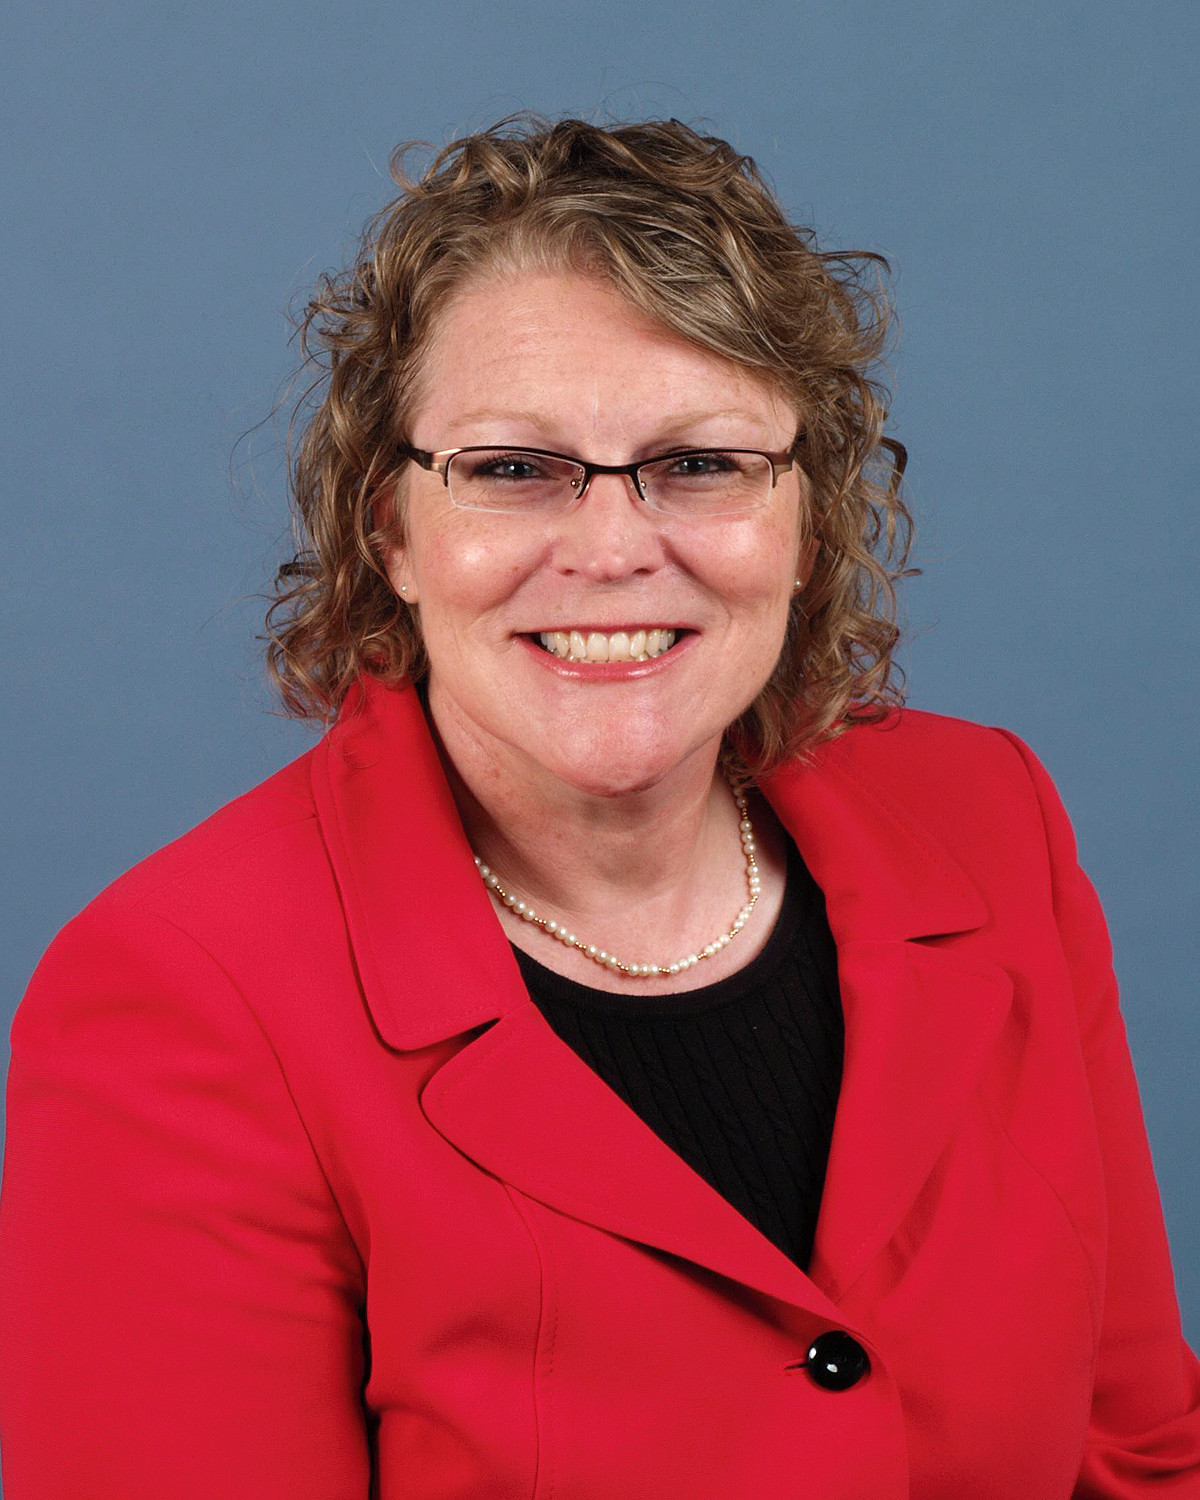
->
<box><xmin>552</xmin><ymin>766</ymin><xmax>668</xmax><ymax>801</ymax></box>
<box><xmin>529</xmin><ymin>728</ymin><xmax>717</xmax><ymax>802</ymax></box>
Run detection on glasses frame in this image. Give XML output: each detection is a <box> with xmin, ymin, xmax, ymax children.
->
<box><xmin>395</xmin><ymin>439</ymin><xmax>803</xmax><ymax>515</ymax></box>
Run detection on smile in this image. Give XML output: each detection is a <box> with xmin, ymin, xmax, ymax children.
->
<box><xmin>536</xmin><ymin>629</ymin><xmax>679</xmax><ymax>663</ymax></box>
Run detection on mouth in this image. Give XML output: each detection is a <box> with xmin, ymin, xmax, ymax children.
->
<box><xmin>532</xmin><ymin>628</ymin><xmax>684</xmax><ymax>664</ymax></box>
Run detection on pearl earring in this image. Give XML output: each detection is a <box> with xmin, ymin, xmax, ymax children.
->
<box><xmin>793</xmin><ymin>579</ymin><xmax>803</xmax><ymax>592</ymax></box>
<box><xmin>399</xmin><ymin>584</ymin><xmax>409</xmax><ymax>597</ymax></box>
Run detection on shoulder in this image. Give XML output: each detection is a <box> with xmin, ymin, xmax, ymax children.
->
<box><xmin>797</xmin><ymin>706</ymin><xmax>1069</xmax><ymax>885</ymax></box>
<box><xmin>817</xmin><ymin>705</ymin><xmax>1046</xmax><ymax>812</ymax></box>
<box><xmin>29</xmin><ymin>745</ymin><xmax>334</xmax><ymax>997</ymax></box>
<box><xmin>824</xmin><ymin>704</ymin><xmax>1031</xmax><ymax>779</ymax></box>
<box><xmin>98</xmin><ymin>748</ymin><xmax>320</xmax><ymax>909</ymax></box>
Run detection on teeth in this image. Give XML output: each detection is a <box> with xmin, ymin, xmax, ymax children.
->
<box><xmin>537</xmin><ymin>628</ymin><xmax>678</xmax><ymax>663</ymax></box>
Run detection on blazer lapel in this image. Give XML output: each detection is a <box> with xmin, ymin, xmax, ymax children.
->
<box><xmin>763</xmin><ymin>749</ymin><xmax>1013</xmax><ymax>1300</ymax></box>
<box><xmin>420</xmin><ymin>1002</ymin><xmax>844</xmax><ymax>1317</ymax></box>
<box><xmin>809</xmin><ymin>938</ymin><xmax>1012</xmax><ymax>1299</ymax></box>
<box><xmin>315</xmin><ymin>680</ymin><xmax>1012</xmax><ymax>1311</ymax></box>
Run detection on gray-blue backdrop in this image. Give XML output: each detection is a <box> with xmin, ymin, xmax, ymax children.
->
<box><xmin>3</xmin><ymin>0</ymin><xmax>1197</xmax><ymax>1363</ymax></box>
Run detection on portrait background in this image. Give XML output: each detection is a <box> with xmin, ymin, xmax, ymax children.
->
<box><xmin>3</xmin><ymin>0</ymin><xmax>1196</xmax><ymax>1359</ymax></box>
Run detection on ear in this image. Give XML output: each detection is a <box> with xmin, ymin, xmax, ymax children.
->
<box><xmin>789</xmin><ymin>457</ymin><xmax>820</xmax><ymax>595</ymax></box>
<box><xmin>793</xmin><ymin>532</ymin><xmax>820</xmax><ymax>594</ymax></box>
<box><xmin>373</xmin><ymin>479</ymin><xmax>419</xmax><ymax>605</ymax></box>
<box><xmin>381</xmin><ymin>540</ymin><xmax>418</xmax><ymax>605</ymax></box>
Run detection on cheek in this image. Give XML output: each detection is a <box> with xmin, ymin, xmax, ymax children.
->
<box><xmin>426</xmin><ymin>534</ymin><xmax>534</xmax><ymax>614</ymax></box>
<box><xmin>682</xmin><ymin>516</ymin><xmax>800</xmax><ymax>614</ymax></box>
<box><xmin>394</xmin><ymin>506</ymin><xmax>540</xmax><ymax>608</ymax></box>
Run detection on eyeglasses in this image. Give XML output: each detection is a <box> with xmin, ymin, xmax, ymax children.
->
<box><xmin>396</xmin><ymin>440</ymin><xmax>802</xmax><ymax>517</ymax></box>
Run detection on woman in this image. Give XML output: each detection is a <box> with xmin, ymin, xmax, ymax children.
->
<box><xmin>1</xmin><ymin>117</ymin><xmax>1196</xmax><ymax>1498</ymax></box>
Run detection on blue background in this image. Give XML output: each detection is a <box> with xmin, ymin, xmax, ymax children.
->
<box><xmin>3</xmin><ymin>0</ymin><xmax>1197</xmax><ymax>1360</ymax></box>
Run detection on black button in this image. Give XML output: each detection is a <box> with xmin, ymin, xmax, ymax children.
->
<box><xmin>804</xmin><ymin>1331</ymin><xmax>870</xmax><ymax>1391</ymax></box>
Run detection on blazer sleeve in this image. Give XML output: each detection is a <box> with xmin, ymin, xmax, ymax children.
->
<box><xmin>0</xmin><ymin>899</ymin><xmax>371</xmax><ymax>1499</ymax></box>
<box><xmin>998</xmin><ymin>731</ymin><xmax>1200</xmax><ymax>1497</ymax></box>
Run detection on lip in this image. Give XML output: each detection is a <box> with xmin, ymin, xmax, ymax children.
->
<box><xmin>528</xmin><ymin>624</ymin><xmax>692</xmax><ymax>635</ymax></box>
<box><xmin>518</xmin><ymin>629</ymin><xmax>696</xmax><ymax>681</ymax></box>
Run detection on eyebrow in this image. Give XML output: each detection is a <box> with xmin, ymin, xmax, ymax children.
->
<box><xmin>446</xmin><ymin>408</ymin><xmax>781</xmax><ymax>441</ymax></box>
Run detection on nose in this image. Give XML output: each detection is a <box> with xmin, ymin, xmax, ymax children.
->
<box><xmin>550</xmin><ymin>471</ymin><xmax>667</xmax><ymax>583</ymax></box>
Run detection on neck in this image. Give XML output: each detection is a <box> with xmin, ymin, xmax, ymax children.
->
<box><xmin>437</xmin><ymin>726</ymin><xmax>729</xmax><ymax>914</ymax></box>
<box><xmin>422</xmin><ymin>684</ymin><xmax>787</xmax><ymax>991</ymax></box>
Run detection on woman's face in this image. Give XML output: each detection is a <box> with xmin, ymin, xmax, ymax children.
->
<box><xmin>384</xmin><ymin>270</ymin><xmax>810</xmax><ymax>800</ymax></box>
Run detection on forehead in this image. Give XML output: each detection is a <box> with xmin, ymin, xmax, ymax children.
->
<box><xmin>409</xmin><ymin>269</ymin><xmax>795</xmax><ymax>446</ymax></box>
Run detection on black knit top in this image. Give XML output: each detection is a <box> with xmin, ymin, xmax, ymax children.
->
<box><xmin>512</xmin><ymin>840</ymin><xmax>843</xmax><ymax>1270</ymax></box>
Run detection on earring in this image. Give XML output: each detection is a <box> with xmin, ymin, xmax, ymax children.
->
<box><xmin>399</xmin><ymin>584</ymin><xmax>409</xmax><ymax>597</ymax></box>
<box><xmin>792</xmin><ymin>579</ymin><xmax>803</xmax><ymax>592</ymax></box>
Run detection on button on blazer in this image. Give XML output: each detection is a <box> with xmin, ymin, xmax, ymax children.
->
<box><xmin>2</xmin><ymin>676</ymin><xmax>1198</xmax><ymax>1498</ymax></box>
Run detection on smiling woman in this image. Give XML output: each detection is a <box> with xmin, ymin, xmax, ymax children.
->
<box><xmin>1</xmin><ymin>116</ymin><xmax>1197</xmax><ymax>1499</ymax></box>
<box><xmin>269</xmin><ymin>118</ymin><xmax>910</xmax><ymax>775</ymax></box>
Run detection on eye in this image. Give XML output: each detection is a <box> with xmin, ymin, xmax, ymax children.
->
<box><xmin>663</xmin><ymin>450</ymin><xmax>742</xmax><ymax>478</ymax></box>
<box><xmin>639</xmin><ymin>449</ymin><xmax>772</xmax><ymax>515</ymax></box>
<box><xmin>468</xmin><ymin>451</ymin><xmax>547</xmax><ymax>482</ymax></box>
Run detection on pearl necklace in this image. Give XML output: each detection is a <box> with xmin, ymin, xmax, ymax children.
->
<box><xmin>473</xmin><ymin>786</ymin><xmax>761</xmax><ymax>979</ymax></box>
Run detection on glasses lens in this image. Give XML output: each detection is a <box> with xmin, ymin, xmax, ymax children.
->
<box><xmin>639</xmin><ymin>450</ymin><xmax>773</xmax><ymax>515</ymax></box>
<box><xmin>446</xmin><ymin>449</ymin><xmax>584</xmax><ymax>512</ymax></box>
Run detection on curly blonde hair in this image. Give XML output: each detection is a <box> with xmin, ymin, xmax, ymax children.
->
<box><xmin>267</xmin><ymin>114</ymin><xmax>913</xmax><ymax>772</ymax></box>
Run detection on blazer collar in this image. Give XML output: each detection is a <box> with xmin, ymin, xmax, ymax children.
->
<box><xmin>312</xmin><ymin>677</ymin><xmax>989</xmax><ymax>1052</ymax></box>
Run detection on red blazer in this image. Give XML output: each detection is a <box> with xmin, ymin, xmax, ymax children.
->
<box><xmin>2</xmin><ymin>677</ymin><xmax>1198</xmax><ymax>1499</ymax></box>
